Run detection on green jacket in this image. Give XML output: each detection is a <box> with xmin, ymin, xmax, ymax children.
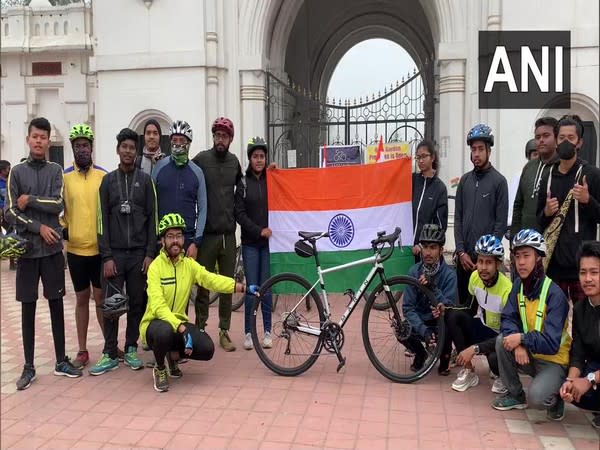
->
<box><xmin>140</xmin><ymin>249</ymin><xmax>235</xmax><ymax>344</ymax></box>
<box><xmin>511</xmin><ymin>154</ymin><xmax>558</xmax><ymax>236</ymax></box>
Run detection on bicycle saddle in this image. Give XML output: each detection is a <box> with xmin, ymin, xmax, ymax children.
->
<box><xmin>298</xmin><ymin>231</ymin><xmax>329</xmax><ymax>240</ymax></box>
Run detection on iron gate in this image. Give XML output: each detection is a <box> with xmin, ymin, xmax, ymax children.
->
<box><xmin>266</xmin><ymin>69</ymin><xmax>433</xmax><ymax>168</ymax></box>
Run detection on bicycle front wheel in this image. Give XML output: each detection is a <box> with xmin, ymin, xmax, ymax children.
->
<box><xmin>362</xmin><ymin>276</ymin><xmax>445</xmax><ymax>383</ymax></box>
<box><xmin>251</xmin><ymin>273</ymin><xmax>325</xmax><ymax>376</ymax></box>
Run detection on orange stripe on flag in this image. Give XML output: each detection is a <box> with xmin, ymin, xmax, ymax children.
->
<box><xmin>267</xmin><ymin>158</ymin><xmax>412</xmax><ymax>211</ymax></box>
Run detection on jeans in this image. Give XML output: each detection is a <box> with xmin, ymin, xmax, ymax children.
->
<box><xmin>495</xmin><ymin>334</ymin><xmax>566</xmax><ymax>408</ymax></box>
<box><xmin>572</xmin><ymin>360</ymin><xmax>600</xmax><ymax>412</ymax></box>
<box><xmin>242</xmin><ymin>244</ymin><xmax>272</xmax><ymax>334</ymax></box>
<box><xmin>102</xmin><ymin>251</ymin><xmax>147</xmax><ymax>358</ymax></box>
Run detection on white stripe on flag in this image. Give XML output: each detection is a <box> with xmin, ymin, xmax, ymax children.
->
<box><xmin>269</xmin><ymin>202</ymin><xmax>413</xmax><ymax>253</ymax></box>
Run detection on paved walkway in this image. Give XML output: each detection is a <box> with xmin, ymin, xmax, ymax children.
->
<box><xmin>1</xmin><ymin>259</ymin><xmax>598</xmax><ymax>449</ymax></box>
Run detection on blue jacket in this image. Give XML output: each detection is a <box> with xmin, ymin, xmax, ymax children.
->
<box><xmin>152</xmin><ymin>158</ymin><xmax>207</xmax><ymax>245</ymax></box>
<box><xmin>402</xmin><ymin>259</ymin><xmax>457</xmax><ymax>338</ymax></box>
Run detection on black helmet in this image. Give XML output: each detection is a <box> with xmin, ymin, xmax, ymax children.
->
<box><xmin>419</xmin><ymin>224</ymin><xmax>445</xmax><ymax>245</ymax></box>
<box><xmin>100</xmin><ymin>281</ymin><xmax>129</xmax><ymax>318</ymax></box>
<box><xmin>525</xmin><ymin>139</ymin><xmax>537</xmax><ymax>159</ymax></box>
<box><xmin>247</xmin><ymin>136</ymin><xmax>268</xmax><ymax>158</ymax></box>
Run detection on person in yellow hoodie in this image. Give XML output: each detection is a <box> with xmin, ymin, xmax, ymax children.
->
<box><xmin>140</xmin><ymin>213</ymin><xmax>249</xmax><ymax>392</ymax></box>
<box><xmin>492</xmin><ymin>229</ymin><xmax>571</xmax><ymax>421</ymax></box>
<box><xmin>62</xmin><ymin>124</ymin><xmax>107</xmax><ymax>369</ymax></box>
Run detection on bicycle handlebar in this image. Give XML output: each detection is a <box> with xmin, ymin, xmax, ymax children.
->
<box><xmin>371</xmin><ymin>227</ymin><xmax>401</xmax><ymax>263</ymax></box>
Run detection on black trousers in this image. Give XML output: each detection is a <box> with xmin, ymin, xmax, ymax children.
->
<box><xmin>456</xmin><ymin>259</ymin><xmax>475</xmax><ymax>307</ymax></box>
<box><xmin>102</xmin><ymin>251</ymin><xmax>147</xmax><ymax>358</ymax></box>
<box><xmin>146</xmin><ymin>320</ymin><xmax>214</xmax><ymax>368</ymax></box>
<box><xmin>400</xmin><ymin>318</ymin><xmax>452</xmax><ymax>367</ymax></box>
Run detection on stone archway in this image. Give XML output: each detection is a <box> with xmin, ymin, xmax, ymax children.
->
<box><xmin>128</xmin><ymin>109</ymin><xmax>172</xmax><ymax>135</ymax></box>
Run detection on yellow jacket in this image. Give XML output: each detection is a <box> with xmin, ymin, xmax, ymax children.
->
<box><xmin>62</xmin><ymin>164</ymin><xmax>106</xmax><ymax>256</ymax></box>
<box><xmin>140</xmin><ymin>249</ymin><xmax>235</xmax><ymax>344</ymax></box>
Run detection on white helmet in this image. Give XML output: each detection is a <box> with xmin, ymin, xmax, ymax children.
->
<box><xmin>169</xmin><ymin>120</ymin><xmax>193</xmax><ymax>142</ymax></box>
<box><xmin>475</xmin><ymin>234</ymin><xmax>504</xmax><ymax>259</ymax></box>
<box><xmin>512</xmin><ymin>229</ymin><xmax>546</xmax><ymax>257</ymax></box>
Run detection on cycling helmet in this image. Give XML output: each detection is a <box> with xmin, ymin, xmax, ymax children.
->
<box><xmin>169</xmin><ymin>120</ymin><xmax>193</xmax><ymax>142</ymax></box>
<box><xmin>158</xmin><ymin>213</ymin><xmax>186</xmax><ymax>236</ymax></box>
<box><xmin>512</xmin><ymin>228</ymin><xmax>546</xmax><ymax>257</ymax></box>
<box><xmin>475</xmin><ymin>234</ymin><xmax>504</xmax><ymax>259</ymax></box>
<box><xmin>0</xmin><ymin>233</ymin><xmax>30</xmax><ymax>259</ymax></box>
<box><xmin>69</xmin><ymin>123</ymin><xmax>94</xmax><ymax>143</ymax></box>
<box><xmin>419</xmin><ymin>224</ymin><xmax>445</xmax><ymax>245</ymax></box>
<box><xmin>247</xmin><ymin>136</ymin><xmax>268</xmax><ymax>158</ymax></box>
<box><xmin>525</xmin><ymin>139</ymin><xmax>537</xmax><ymax>159</ymax></box>
<box><xmin>467</xmin><ymin>124</ymin><xmax>494</xmax><ymax>147</ymax></box>
<box><xmin>101</xmin><ymin>281</ymin><xmax>129</xmax><ymax>318</ymax></box>
<box><xmin>211</xmin><ymin>117</ymin><xmax>234</xmax><ymax>139</ymax></box>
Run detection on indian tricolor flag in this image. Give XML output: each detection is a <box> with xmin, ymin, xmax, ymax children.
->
<box><xmin>268</xmin><ymin>158</ymin><xmax>414</xmax><ymax>291</ymax></box>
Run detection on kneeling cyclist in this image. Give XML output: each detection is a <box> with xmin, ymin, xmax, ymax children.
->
<box><xmin>140</xmin><ymin>213</ymin><xmax>247</xmax><ymax>392</ymax></box>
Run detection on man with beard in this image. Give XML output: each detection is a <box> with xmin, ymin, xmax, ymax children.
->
<box><xmin>537</xmin><ymin>115</ymin><xmax>600</xmax><ymax>305</ymax></box>
<box><xmin>454</xmin><ymin>124</ymin><xmax>509</xmax><ymax>307</ymax></box>
<box><xmin>192</xmin><ymin>117</ymin><xmax>242</xmax><ymax>352</ymax></box>
<box><xmin>140</xmin><ymin>213</ymin><xmax>248</xmax><ymax>392</ymax></box>
<box><xmin>136</xmin><ymin>119</ymin><xmax>165</xmax><ymax>176</ymax></box>
<box><xmin>511</xmin><ymin>118</ymin><xmax>559</xmax><ymax>236</ymax></box>
<box><xmin>62</xmin><ymin>124</ymin><xmax>107</xmax><ymax>368</ymax></box>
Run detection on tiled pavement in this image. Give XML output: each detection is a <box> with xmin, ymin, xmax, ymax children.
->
<box><xmin>1</xmin><ymin>259</ymin><xmax>599</xmax><ymax>449</ymax></box>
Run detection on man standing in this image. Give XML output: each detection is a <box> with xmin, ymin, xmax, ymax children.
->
<box><xmin>136</xmin><ymin>119</ymin><xmax>165</xmax><ymax>176</ymax></box>
<box><xmin>92</xmin><ymin>128</ymin><xmax>157</xmax><ymax>375</ymax></box>
<box><xmin>63</xmin><ymin>124</ymin><xmax>107</xmax><ymax>368</ymax></box>
<box><xmin>454</xmin><ymin>124</ymin><xmax>508</xmax><ymax>305</ymax></box>
<box><xmin>537</xmin><ymin>114</ymin><xmax>600</xmax><ymax>305</ymax></box>
<box><xmin>192</xmin><ymin>117</ymin><xmax>242</xmax><ymax>351</ymax></box>
<box><xmin>5</xmin><ymin>117</ymin><xmax>82</xmax><ymax>390</ymax></box>
<box><xmin>511</xmin><ymin>117</ymin><xmax>559</xmax><ymax>235</ymax></box>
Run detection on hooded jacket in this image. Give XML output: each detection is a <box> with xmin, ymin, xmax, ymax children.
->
<box><xmin>536</xmin><ymin>158</ymin><xmax>600</xmax><ymax>280</ymax></box>
<box><xmin>234</xmin><ymin>167</ymin><xmax>269</xmax><ymax>247</ymax></box>
<box><xmin>4</xmin><ymin>157</ymin><xmax>64</xmax><ymax>258</ymax></box>
<box><xmin>412</xmin><ymin>172</ymin><xmax>448</xmax><ymax>243</ymax></box>
<box><xmin>454</xmin><ymin>164</ymin><xmax>508</xmax><ymax>256</ymax></box>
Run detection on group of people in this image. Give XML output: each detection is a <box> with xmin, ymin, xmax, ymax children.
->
<box><xmin>405</xmin><ymin>116</ymin><xmax>599</xmax><ymax>426</ymax></box>
<box><xmin>2</xmin><ymin>116</ymin><xmax>272</xmax><ymax>393</ymax></box>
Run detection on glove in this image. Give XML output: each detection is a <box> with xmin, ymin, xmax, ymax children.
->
<box><xmin>248</xmin><ymin>284</ymin><xmax>260</xmax><ymax>295</ymax></box>
<box><xmin>183</xmin><ymin>330</ymin><xmax>193</xmax><ymax>350</ymax></box>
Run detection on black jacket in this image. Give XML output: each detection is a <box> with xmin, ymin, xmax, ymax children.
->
<box><xmin>569</xmin><ymin>298</ymin><xmax>600</xmax><ymax>373</ymax></box>
<box><xmin>537</xmin><ymin>159</ymin><xmax>600</xmax><ymax>280</ymax></box>
<box><xmin>454</xmin><ymin>164</ymin><xmax>508</xmax><ymax>255</ymax></box>
<box><xmin>4</xmin><ymin>157</ymin><xmax>64</xmax><ymax>258</ymax></box>
<box><xmin>98</xmin><ymin>167</ymin><xmax>157</xmax><ymax>261</ymax></box>
<box><xmin>412</xmin><ymin>172</ymin><xmax>448</xmax><ymax>243</ymax></box>
<box><xmin>192</xmin><ymin>148</ymin><xmax>242</xmax><ymax>235</ymax></box>
<box><xmin>234</xmin><ymin>168</ymin><xmax>268</xmax><ymax>247</ymax></box>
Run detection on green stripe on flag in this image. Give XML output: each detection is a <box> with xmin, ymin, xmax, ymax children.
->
<box><xmin>270</xmin><ymin>247</ymin><xmax>414</xmax><ymax>293</ymax></box>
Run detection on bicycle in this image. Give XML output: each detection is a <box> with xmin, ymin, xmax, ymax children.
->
<box><xmin>251</xmin><ymin>227</ymin><xmax>445</xmax><ymax>383</ymax></box>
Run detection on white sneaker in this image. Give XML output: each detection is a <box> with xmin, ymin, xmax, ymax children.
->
<box><xmin>243</xmin><ymin>333</ymin><xmax>253</xmax><ymax>350</ymax></box>
<box><xmin>451</xmin><ymin>368</ymin><xmax>479</xmax><ymax>392</ymax></box>
<box><xmin>262</xmin><ymin>331</ymin><xmax>273</xmax><ymax>349</ymax></box>
<box><xmin>491</xmin><ymin>377</ymin><xmax>508</xmax><ymax>394</ymax></box>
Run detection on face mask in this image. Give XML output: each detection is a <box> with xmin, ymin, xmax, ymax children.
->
<box><xmin>74</xmin><ymin>150</ymin><xmax>92</xmax><ymax>170</ymax></box>
<box><xmin>170</xmin><ymin>144</ymin><xmax>189</xmax><ymax>167</ymax></box>
<box><xmin>557</xmin><ymin>140</ymin><xmax>576</xmax><ymax>160</ymax></box>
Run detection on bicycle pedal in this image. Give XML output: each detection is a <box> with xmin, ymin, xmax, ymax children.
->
<box><xmin>336</xmin><ymin>357</ymin><xmax>346</xmax><ymax>373</ymax></box>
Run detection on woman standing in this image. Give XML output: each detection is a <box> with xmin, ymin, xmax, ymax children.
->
<box><xmin>412</xmin><ymin>140</ymin><xmax>448</xmax><ymax>262</ymax></box>
<box><xmin>234</xmin><ymin>137</ymin><xmax>273</xmax><ymax>350</ymax></box>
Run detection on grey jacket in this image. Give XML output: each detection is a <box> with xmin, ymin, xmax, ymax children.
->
<box><xmin>4</xmin><ymin>157</ymin><xmax>64</xmax><ymax>258</ymax></box>
<box><xmin>454</xmin><ymin>164</ymin><xmax>508</xmax><ymax>255</ymax></box>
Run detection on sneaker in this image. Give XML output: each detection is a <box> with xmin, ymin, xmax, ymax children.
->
<box><xmin>592</xmin><ymin>413</ymin><xmax>600</xmax><ymax>429</ymax></box>
<box><xmin>546</xmin><ymin>398</ymin><xmax>565</xmax><ymax>421</ymax></box>
<box><xmin>89</xmin><ymin>353</ymin><xmax>119</xmax><ymax>376</ymax></box>
<box><xmin>54</xmin><ymin>357</ymin><xmax>83</xmax><ymax>378</ymax></box>
<box><xmin>167</xmin><ymin>353</ymin><xmax>182</xmax><ymax>378</ymax></box>
<box><xmin>243</xmin><ymin>333</ymin><xmax>253</xmax><ymax>350</ymax></box>
<box><xmin>117</xmin><ymin>348</ymin><xmax>124</xmax><ymax>362</ymax></box>
<box><xmin>491</xmin><ymin>393</ymin><xmax>528</xmax><ymax>411</ymax></box>
<box><xmin>219</xmin><ymin>329</ymin><xmax>236</xmax><ymax>352</ymax></box>
<box><xmin>153</xmin><ymin>366</ymin><xmax>169</xmax><ymax>392</ymax></box>
<box><xmin>123</xmin><ymin>346</ymin><xmax>144</xmax><ymax>371</ymax></box>
<box><xmin>451</xmin><ymin>368</ymin><xmax>479</xmax><ymax>392</ymax></box>
<box><xmin>262</xmin><ymin>331</ymin><xmax>272</xmax><ymax>349</ymax></box>
<box><xmin>73</xmin><ymin>350</ymin><xmax>90</xmax><ymax>369</ymax></box>
<box><xmin>491</xmin><ymin>378</ymin><xmax>508</xmax><ymax>395</ymax></box>
<box><xmin>16</xmin><ymin>365</ymin><xmax>36</xmax><ymax>390</ymax></box>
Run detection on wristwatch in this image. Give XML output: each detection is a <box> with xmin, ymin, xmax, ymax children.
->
<box><xmin>587</xmin><ymin>372</ymin><xmax>598</xmax><ymax>390</ymax></box>
<box><xmin>473</xmin><ymin>345</ymin><xmax>480</xmax><ymax>355</ymax></box>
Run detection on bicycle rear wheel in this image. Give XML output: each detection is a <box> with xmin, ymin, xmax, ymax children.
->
<box><xmin>251</xmin><ymin>273</ymin><xmax>325</xmax><ymax>376</ymax></box>
<box><xmin>362</xmin><ymin>276</ymin><xmax>445</xmax><ymax>383</ymax></box>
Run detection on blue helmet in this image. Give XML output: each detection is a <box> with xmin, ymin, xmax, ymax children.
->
<box><xmin>475</xmin><ymin>234</ymin><xmax>504</xmax><ymax>259</ymax></box>
<box><xmin>467</xmin><ymin>124</ymin><xmax>494</xmax><ymax>147</ymax></box>
<box><xmin>512</xmin><ymin>229</ymin><xmax>546</xmax><ymax>256</ymax></box>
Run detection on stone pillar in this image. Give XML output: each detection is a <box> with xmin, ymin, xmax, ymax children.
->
<box><xmin>239</xmin><ymin>69</ymin><xmax>266</xmax><ymax>167</ymax></box>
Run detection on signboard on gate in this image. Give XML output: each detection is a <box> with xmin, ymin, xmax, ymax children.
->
<box><xmin>365</xmin><ymin>142</ymin><xmax>410</xmax><ymax>164</ymax></box>
<box><xmin>319</xmin><ymin>145</ymin><xmax>362</xmax><ymax>167</ymax></box>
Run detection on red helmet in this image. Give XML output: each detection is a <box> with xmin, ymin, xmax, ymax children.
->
<box><xmin>211</xmin><ymin>117</ymin><xmax>234</xmax><ymax>139</ymax></box>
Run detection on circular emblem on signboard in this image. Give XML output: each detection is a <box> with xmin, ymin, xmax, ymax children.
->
<box><xmin>328</xmin><ymin>214</ymin><xmax>355</xmax><ymax>248</ymax></box>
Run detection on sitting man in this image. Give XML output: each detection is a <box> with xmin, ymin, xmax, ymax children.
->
<box><xmin>560</xmin><ymin>241</ymin><xmax>600</xmax><ymax>429</ymax></box>
<box><xmin>493</xmin><ymin>229</ymin><xmax>571</xmax><ymax>421</ymax></box>
<box><xmin>140</xmin><ymin>213</ymin><xmax>248</xmax><ymax>392</ymax></box>
<box><xmin>447</xmin><ymin>235</ymin><xmax>512</xmax><ymax>393</ymax></box>
<box><xmin>402</xmin><ymin>224</ymin><xmax>456</xmax><ymax>373</ymax></box>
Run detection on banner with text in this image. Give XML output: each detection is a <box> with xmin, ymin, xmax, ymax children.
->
<box><xmin>365</xmin><ymin>142</ymin><xmax>410</xmax><ymax>164</ymax></box>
